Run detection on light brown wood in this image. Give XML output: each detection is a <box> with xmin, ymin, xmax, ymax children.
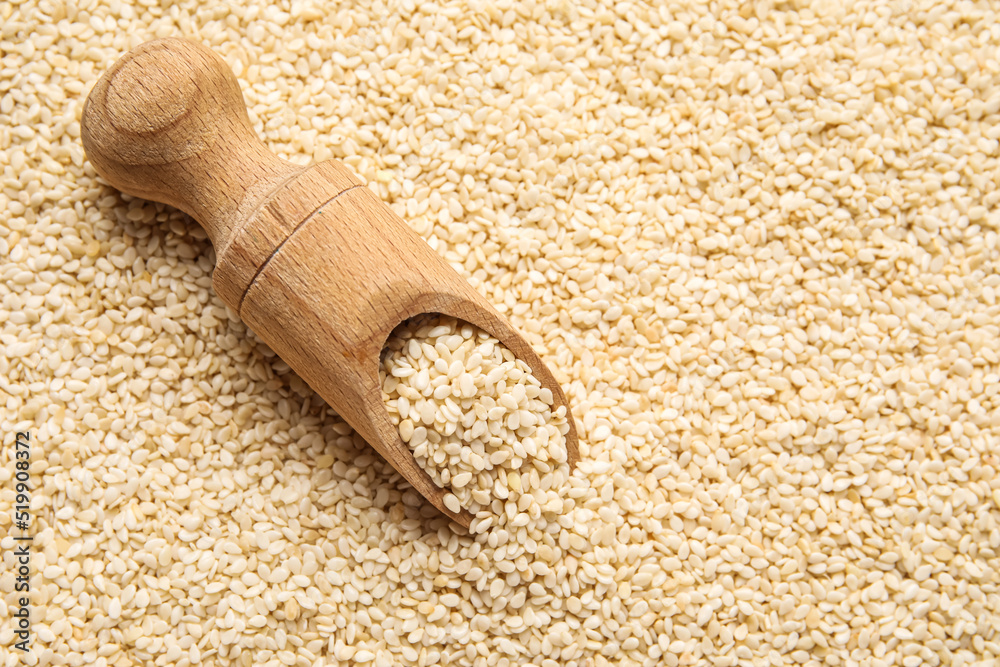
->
<box><xmin>81</xmin><ymin>37</ymin><xmax>579</xmax><ymax>528</ymax></box>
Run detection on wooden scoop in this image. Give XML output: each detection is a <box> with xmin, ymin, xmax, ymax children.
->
<box><xmin>81</xmin><ymin>37</ymin><xmax>579</xmax><ymax>527</ymax></box>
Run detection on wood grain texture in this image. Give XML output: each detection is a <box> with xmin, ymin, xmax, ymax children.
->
<box><xmin>81</xmin><ymin>37</ymin><xmax>579</xmax><ymax>528</ymax></box>
<box><xmin>213</xmin><ymin>159</ymin><xmax>364</xmax><ymax>310</ymax></box>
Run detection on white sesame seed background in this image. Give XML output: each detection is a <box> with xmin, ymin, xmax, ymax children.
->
<box><xmin>2</xmin><ymin>1</ymin><xmax>1000</xmax><ymax>666</ymax></box>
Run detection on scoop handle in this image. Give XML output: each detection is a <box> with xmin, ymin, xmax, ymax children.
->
<box><xmin>81</xmin><ymin>37</ymin><xmax>299</xmax><ymax>250</ymax></box>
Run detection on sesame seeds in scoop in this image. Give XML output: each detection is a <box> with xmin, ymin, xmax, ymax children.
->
<box><xmin>380</xmin><ymin>315</ymin><xmax>571</xmax><ymax>525</ymax></box>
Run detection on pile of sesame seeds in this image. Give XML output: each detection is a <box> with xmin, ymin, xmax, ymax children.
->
<box><xmin>2</xmin><ymin>0</ymin><xmax>1000</xmax><ymax>666</ymax></box>
<box><xmin>380</xmin><ymin>314</ymin><xmax>570</xmax><ymax>518</ymax></box>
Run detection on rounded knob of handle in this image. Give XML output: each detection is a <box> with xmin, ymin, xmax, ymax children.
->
<box><xmin>82</xmin><ymin>38</ymin><xmax>297</xmax><ymax>249</ymax></box>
